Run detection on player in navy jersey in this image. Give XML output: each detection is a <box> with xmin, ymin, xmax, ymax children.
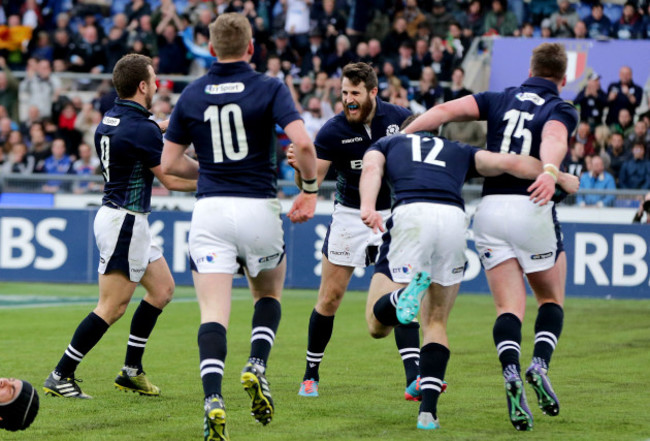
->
<box><xmin>44</xmin><ymin>54</ymin><xmax>197</xmax><ymax>400</ymax></box>
<box><xmin>287</xmin><ymin>63</ymin><xmax>422</xmax><ymax>401</ymax></box>
<box><xmin>404</xmin><ymin>43</ymin><xmax>579</xmax><ymax>431</ymax></box>
<box><xmin>359</xmin><ymin>116</ymin><xmax>578</xmax><ymax>431</ymax></box>
<box><xmin>159</xmin><ymin>13</ymin><xmax>318</xmax><ymax>441</ymax></box>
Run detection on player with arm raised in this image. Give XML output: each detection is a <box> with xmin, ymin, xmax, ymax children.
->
<box><xmin>44</xmin><ymin>54</ymin><xmax>197</xmax><ymax>400</ymax></box>
<box><xmin>160</xmin><ymin>13</ymin><xmax>317</xmax><ymax>441</ymax></box>
<box><xmin>403</xmin><ymin>42</ymin><xmax>579</xmax><ymax>431</ymax></box>
<box><xmin>360</xmin><ymin>115</ymin><xmax>578</xmax><ymax>431</ymax></box>
<box><xmin>288</xmin><ymin>63</ymin><xmax>423</xmax><ymax>401</ymax></box>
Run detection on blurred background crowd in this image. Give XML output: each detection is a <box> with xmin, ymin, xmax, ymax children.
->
<box><xmin>0</xmin><ymin>0</ymin><xmax>649</xmax><ymax>205</ymax></box>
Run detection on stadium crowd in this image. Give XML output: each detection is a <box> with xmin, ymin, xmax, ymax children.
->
<box><xmin>0</xmin><ymin>0</ymin><xmax>649</xmax><ymax>203</ymax></box>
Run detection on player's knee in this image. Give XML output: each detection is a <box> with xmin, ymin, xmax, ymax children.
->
<box><xmin>367</xmin><ymin>319</ymin><xmax>391</xmax><ymax>339</ymax></box>
<box><xmin>316</xmin><ymin>294</ymin><xmax>343</xmax><ymax>315</ymax></box>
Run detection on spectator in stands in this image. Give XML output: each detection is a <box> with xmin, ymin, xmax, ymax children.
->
<box><xmin>128</xmin><ymin>15</ymin><xmax>157</xmax><ymax>57</ymax></box>
<box><xmin>618</xmin><ymin>141</ymin><xmax>650</xmax><ymax>189</ymax></box>
<box><xmin>385</xmin><ymin>75</ymin><xmax>410</xmax><ymax>107</ymax></box>
<box><xmin>561</xmin><ymin>140</ymin><xmax>586</xmax><ymax>178</ymax></box>
<box><xmin>427</xmin><ymin>0</ymin><xmax>454</xmax><ymax>38</ymax></box>
<box><xmin>578</xmin><ymin>155</ymin><xmax>616</xmax><ymax>207</ymax></box>
<box><xmin>325</xmin><ymin>34</ymin><xmax>355</xmax><ymax>76</ymax></box>
<box><xmin>519</xmin><ymin>21</ymin><xmax>535</xmax><ymax>37</ymax></box>
<box><xmin>632</xmin><ymin>192</ymin><xmax>650</xmax><ymax>223</ymax></box>
<box><xmin>412</xmin><ymin>66</ymin><xmax>443</xmax><ymax>110</ymax></box>
<box><xmin>427</xmin><ymin>37</ymin><xmax>454</xmax><ymax>82</ymax></box>
<box><xmin>0</xmin><ymin>57</ymin><xmax>18</xmax><ymax>122</ymax></box>
<box><xmin>613</xmin><ymin>1</ymin><xmax>642</xmax><ymax>40</ymax></box>
<box><xmin>442</xmin><ymin>118</ymin><xmax>487</xmax><ymax>147</ymax></box>
<box><xmin>606</xmin><ymin>66</ymin><xmax>643</xmax><ymax>125</ymax></box>
<box><xmin>460</xmin><ymin>0</ymin><xmax>485</xmax><ymax>38</ymax></box>
<box><xmin>269</xmin><ymin>31</ymin><xmax>299</xmax><ymax>74</ymax></box>
<box><xmin>610</xmin><ymin>108</ymin><xmax>635</xmax><ymax>138</ymax></box>
<box><xmin>539</xmin><ymin>18</ymin><xmax>553</xmax><ymax>38</ymax></box>
<box><xmin>72</xmin><ymin>142</ymin><xmax>101</xmax><ymax>194</ymax></box>
<box><xmin>52</xmin><ymin>29</ymin><xmax>73</xmax><ymax>69</ymax></box>
<box><xmin>573</xmin><ymin>19</ymin><xmax>588</xmax><ymax>38</ymax></box>
<box><xmin>18</xmin><ymin>58</ymin><xmax>60</xmax><ymax>120</ymax></box>
<box><xmin>0</xmin><ymin>117</ymin><xmax>12</xmax><ymax>145</ymax></box>
<box><xmin>574</xmin><ymin>72</ymin><xmax>607</xmax><ymax>130</ymax></box>
<box><xmin>152</xmin><ymin>0</ymin><xmax>184</xmax><ymax>32</ymax></box>
<box><xmin>41</xmin><ymin>137</ymin><xmax>72</xmax><ymax>193</ymax></box>
<box><xmin>483</xmin><ymin>0</ymin><xmax>519</xmax><ymax>36</ymax></box>
<box><xmin>313</xmin><ymin>0</ymin><xmax>346</xmax><ymax>51</ymax></box>
<box><xmin>57</xmin><ymin>101</ymin><xmax>81</xmax><ymax>159</ymax></box>
<box><xmin>1</xmin><ymin>142</ymin><xmax>34</xmax><ymax>175</ymax></box>
<box><xmin>284</xmin><ymin>0</ymin><xmax>311</xmax><ymax>55</ymax></box>
<box><xmin>300</xmin><ymin>28</ymin><xmax>328</xmax><ymax>77</ymax></box>
<box><xmin>382</xmin><ymin>17</ymin><xmax>411</xmax><ymax>56</ymax></box>
<box><xmin>414</xmin><ymin>38</ymin><xmax>430</xmax><ymax>65</ymax></box>
<box><xmin>549</xmin><ymin>0</ymin><xmax>579</xmax><ymax>38</ymax></box>
<box><xmin>29</xmin><ymin>30</ymin><xmax>53</xmax><ymax>62</ymax></box>
<box><xmin>367</xmin><ymin>38</ymin><xmax>384</xmax><ymax>74</ymax></box>
<box><xmin>642</xmin><ymin>3</ymin><xmax>650</xmax><ymax>40</ymax></box>
<box><xmin>396</xmin><ymin>0</ymin><xmax>427</xmax><ymax>38</ymax></box>
<box><xmin>74</xmin><ymin>102</ymin><xmax>101</xmax><ymax>149</ymax></box>
<box><xmin>265</xmin><ymin>54</ymin><xmax>284</xmax><ymax>80</ymax></box>
<box><xmin>443</xmin><ymin>66</ymin><xmax>472</xmax><ymax>102</ymax></box>
<box><xmin>447</xmin><ymin>21</ymin><xmax>471</xmax><ymax>61</ymax></box>
<box><xmin>605</xmin><ymin>132</ymin><xmax>629</xmax><ymax>180</ymax></box>
<box><xmin>583</xmin><ymin>3</ymin><xmax>612</xmax><ymax>39</ymax></box>
<box><xmin>156</xmin><ymin>23</ymin><xmax>188</xmax><ymax>75</ymax></box>
<box><xmin>125</xmin><ymin>0</ymin><xmax>152</xmax><ymax>29</ymax></box>
<box><xmin>106</xmin><ymin>27</ymin><xmax>129</xmax><ymax>72</ymax></box>
<box><xmin>626</xmin><ymin>120</ymin><xmax>650</xmax><ymax>152</ymax></box>
<box><xmin>26</xmin><ymin>122</ymin><xmax>50</xmax><ymax>172</ymax></box>
<box><xmin>112</xmin><ymin>13</ymin><xmax>129</xmax><ymax>33</ymax></box>
<box><xmin>395</xmin><ymin>40</ymin><xmax>422</xmax><ymax>82</ymax></box>
<box><xmin>572</xmin><ymin>121</ymin><xmax>596</xmax><ymax>156</ymax></box>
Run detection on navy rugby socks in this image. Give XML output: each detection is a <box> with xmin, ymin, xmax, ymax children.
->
<box><xmin>532</xmin><ymin>303</ymin><xmax>563</xmax><ymax>370</ymax></box>
<box><xmin>419</xmin><ymin>343</ymin><xmax>450</xmax><ymax>419</ymax></box>
<box><xmin>303</xmin><ymin>309</ymin><xmax>334</xmax><ymax>381</ymax></box>
<box><xmin>248</xmin><ymin>297</ymin><xmax>282</xmax><ymax>371</ymax></box>
<box><xmin>54</xmin><ymin>312</ymin><xmax>109</xmax><ymax>378</ymax></box>
<box><xmin>493</xmin><ymin>313</ymin><xmax>522</xmax><ymax>377</ymax></box>
<box><xmin>124</xmin><ymin>300</ymin><xmax>162</xmax><ymax>372</ymax></box>
<box><xmin>198</xmin><ymin>322</ymin><xmax>227</xmax><ymax>400</ymax></box>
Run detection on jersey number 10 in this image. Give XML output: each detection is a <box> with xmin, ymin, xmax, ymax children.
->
<box><xmin>204</xmin><ymin>104</ymin><xmax>249</xmax><ymax>163</ymax></box>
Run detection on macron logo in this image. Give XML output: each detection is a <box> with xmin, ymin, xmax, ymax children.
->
<box><xmin>205</xmin><ymin>83</ymin><xmax>245</xmax><ymax>94</ymax></box>
<box><xmin>341</xmin><ymin>137</ymin><xmax>363</xmax><ymax>144</ymax></box>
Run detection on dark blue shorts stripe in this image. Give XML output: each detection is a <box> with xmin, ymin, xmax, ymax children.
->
<box><xmin>105</xmin><ymin>212</ymin><xmax>135</xmax><ymax>277</ymax></box>
<box><xmin>373</xmin><ymin>216</ymin><xmax>393</xmax><ymax>280</ymax></box>
<box><xmin>552</xmin><ymin>205</ymin><xmax>564</xmax><ymax>260</ymax></box>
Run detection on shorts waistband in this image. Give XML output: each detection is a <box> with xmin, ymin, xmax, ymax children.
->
<box><xmin>103</xmin><ymin>201</ymin><xmax>149</xmax><ymax>216</ymax></box>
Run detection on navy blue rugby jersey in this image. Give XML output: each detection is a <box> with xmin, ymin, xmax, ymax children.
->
<box><xmin>369</xmin><ymin>133</ymin><xmax>479</xmax><ymax>211</ymax></box>
<box><xmin>315</xmin><ymin>98</ymin><xmax>410</xmax><ymax>210</ymax></box>
<box><xmin>95</xmin><ymin>99</ymin><xmax>162</xmax><ymax>213</ymax></box>
<box><xmin>473</xmin><ymin>77</ymin><xmax>578</xmax><ymax>196</ymax></box>
<box><xmin>165</xmin><ymin>61</ymin><xmax>300</xmax><ymax>198</ymax></box>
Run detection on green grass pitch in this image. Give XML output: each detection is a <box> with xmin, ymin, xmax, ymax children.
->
<box><xmin>1</xmin><ymin>282</ymin><xmax>649</xmax><ymax>441</ymax></box>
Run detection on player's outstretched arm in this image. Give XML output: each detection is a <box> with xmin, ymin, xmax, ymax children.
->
<box><xmin>475</xmin><ymin>150</ymin><xmax>543</xmax><ymax>179</ymax></box>
<box><xmin>402</xmin><ymin>95</ymin><xmax>480</xmax><ymax>134</ymax></box>
<box><xmin>284</xmin><ymin>119</ymin><xmax>318</xmax><ymax>223</ymax></box>
<box><xmin>161</xmin><ymin>139</ymin><xmax>199</xmax><ymax>180</ymax></box>
<box><xmin>359</xmin><ymin>150</ymin><xmax>385</xmax><ymax>233</ymax></box>
<box><xmin>151</xmin><ymin>165</ymin><xmax>197</xmax><ymax>192</ymax></box>
<box><xmin>557</xmin><ymin>172</ymin><xmax>579</xmax><ymax>194</ymax></box>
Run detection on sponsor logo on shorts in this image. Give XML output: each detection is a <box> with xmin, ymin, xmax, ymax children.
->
<box><xmin>100</xmin><ymin>257</ymin><xmax>105</xmax><ymax>264</ymax></box>
<box><xmin>452</xmin><ymin>266</ymin><xmax>464</xmax><ymax>274</ymax></box>
<box><xmin>386</xmin><ymin>124</ymin><xmax>400</xmax><ymax>135</ymax></box>
<box><xmin>392</xmin><ymin>264</ymin><xmax>412</xmax><ymax>275</ymax></box>
<box><xmin>258</xmin><ymin>253</ymin><xmax>280</xmax><ymax>263</ymax></box>
<box><xmin>483</xmin><ymin>249</ymin><xmax>493</xmax><ymax>259</ymax></box>
<box><xmin>131</xmin><ymin>267</ymin><xmax>145</xmax><ymax>274</ymax></box>
<box><xmin>341</xmin><ymin>136</ymin><xmax>363</xmax><ymax>144</ymax></box>
<box><xmin>330</xmin><ymin>250</ymin><xmax>350</xmax><ymax>256</ymax></box>
<box><xmin>196</xmin><ymin>252</ymin><xmax>218</xmax><ymax>264</ymax></box>
<box><xmin>204</xmin><ymin>83</ymin><xmax>245</xmax><ymax>94</ymax></box>
<box><xmin>531</xmin><ymin>252</ymin><xmax>553</xmax><ymax>260</ymax></box>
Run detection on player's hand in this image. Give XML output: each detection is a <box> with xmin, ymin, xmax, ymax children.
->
<box><xmin>288</xmin><ymin>192</ymin><xmax>317</xmax><ymax>223</ymax></box>
<box><xmin>558</xmin><ymin>172</ymin><xmax>579</xmax><ymax>194</ymax></box>
<box><xmin>286</xmin><ymin>143</ymin><xmax>299</xmax><ymax>170</ymax></box>
<box><xmin>528</xmin><ymin>172</ymin><xmax>556</xmax><ymax>206</ymax></box>
<box><xmin>360</xmin><ymin>207</ymin><xmax>384</xmax><ymax>233</ymax></box>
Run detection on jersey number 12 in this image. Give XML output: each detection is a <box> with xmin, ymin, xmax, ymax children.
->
<box><xmin>204</xmin><ymin>104</ymin><xmax>249</xmax><ymax>163</ymax></box>
<box><xmin>408</xmin><ymin>134</ymin><xmax>446</xmax><ymax>167</ymax></box>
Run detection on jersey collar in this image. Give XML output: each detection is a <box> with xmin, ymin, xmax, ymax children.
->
<box><xmin>209</xmin><ymin>61</ymin><xmax>253</xmax><ymax>76</ymax></box>
<box><xmin>522</xmin><ymin>77</ymin><xmax>559</xmax><ymax>96</ymax></box>
<box><xmin>115</xmin><ymin>98</ymin><xmax>151</xmax><ymax>116</ymax></box>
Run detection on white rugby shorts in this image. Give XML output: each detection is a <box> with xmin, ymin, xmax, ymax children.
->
<box><xmin>375</xmin><ymin>202</ymin><xmax>468</xmax><ymax>286</ymax></box>
<box><xmin>323</xmin><ymin>204</ymin><xmax>390</xmax><ymax>267</ymax></box>
<box><xmin>94</xmin><ymin>205</ymin><xmax>163</xmax><ymax>283</ymax></box>
<box><xmin>189</xmin><ymin>197</ymin><xmax>284</xmax><ymax>277</ymax></box>
<box><xmin>473</xmin><ymin>195</ymin><xmax>557</xmax><ymax>273</ymax></box>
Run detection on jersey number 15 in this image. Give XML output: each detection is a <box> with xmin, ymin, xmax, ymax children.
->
<box><xmin>204</xmin><ymin>104</ymin><xmax>249</xmax><ymax>163</ymax></box>
<box><xmin>500</xmin><ymin>109</ymin><xmax>534</xmax><ymax>156</ymax></box>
